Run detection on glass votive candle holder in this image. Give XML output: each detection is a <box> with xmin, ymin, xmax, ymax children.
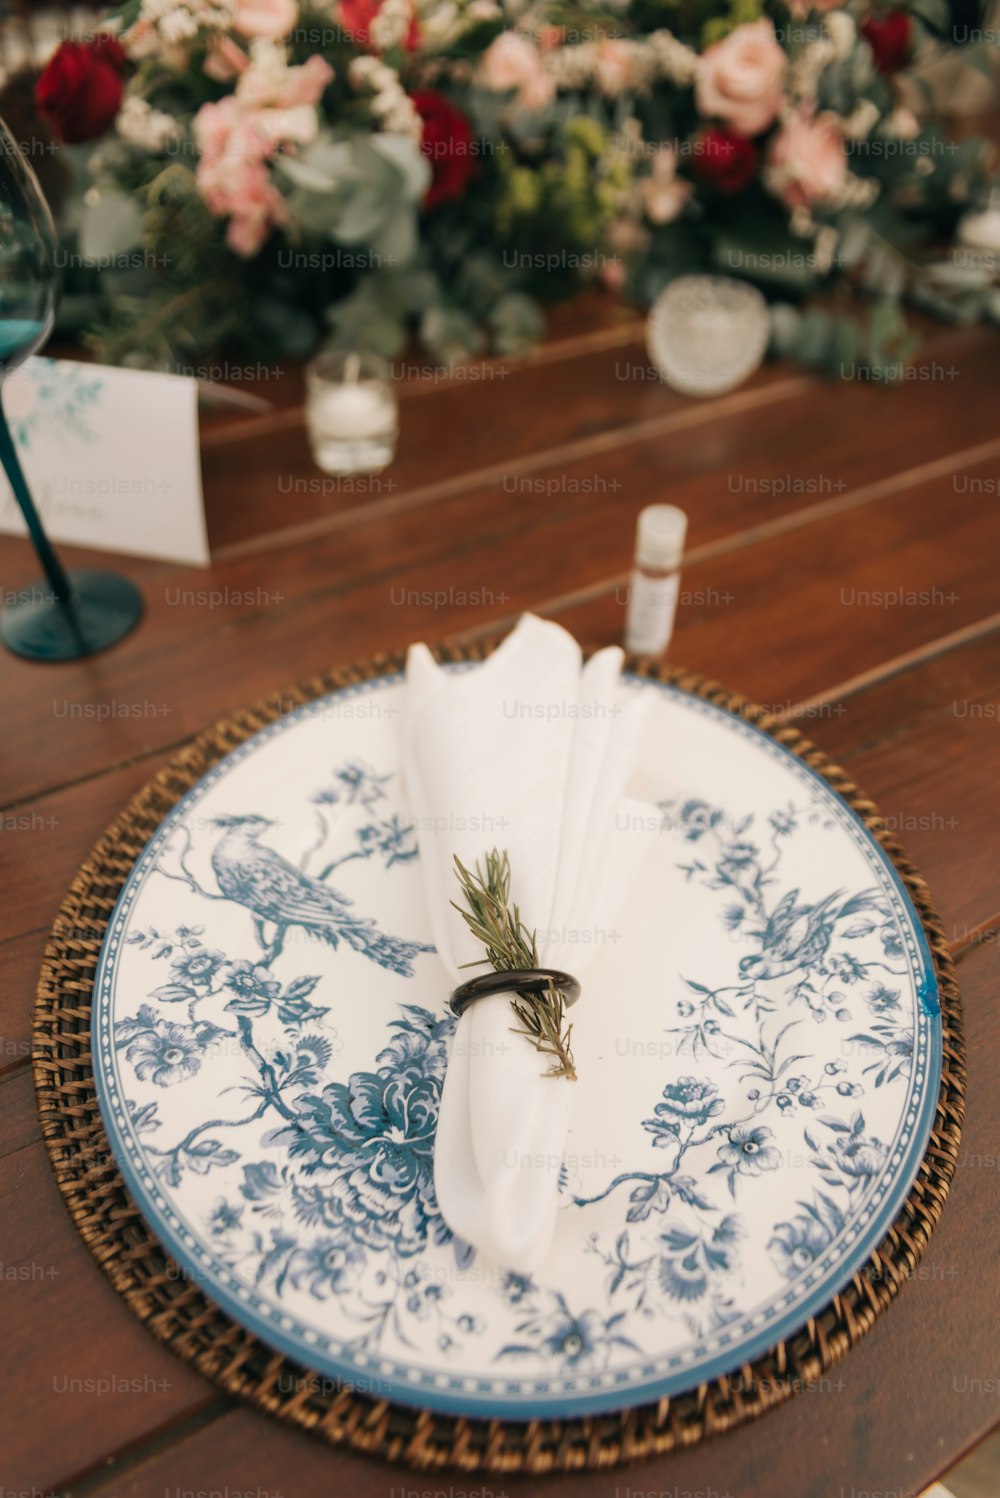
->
<box><xmin>646</xmin><ymin>275</ymin><xmax>770</xmax><ymax>398</ymax></box>
<box><xmin>305</xmin><ymin>350</ymin><xmax>398</xmax><ymax>475</ymax></box>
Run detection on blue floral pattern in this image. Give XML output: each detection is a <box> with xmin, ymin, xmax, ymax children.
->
<box><xmin>555</xmin><ymin>788</ymin><xmax>923</xmax><ymax>1337</ymax></box>
<box><xmin>6</xmin><ymin>358</ymin><xmax>103</xmax><ymax>448</ymax></box>
<box><xmin>93</xmin><ymin>679</ymin><xmax>941</xmax><ymax>1417</ymax></box>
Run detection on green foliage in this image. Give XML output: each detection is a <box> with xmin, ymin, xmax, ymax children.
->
<box><xmin>104</xmin><ymin>0</ymin><xmax>142</xmax><ymax>28</ymax></box>
<box><xmin>277</xmin><ymin>132</ymin><xmax>429</xmax><ymax>260</ymax></box>
<box><xmin>768</xmin><ymin>297</ymin><xmax>921</xmax><ymax>379</ymax></box>
<box><xmin>83</xmin><ymin>162</ymin><xmax>252</xmax><ymax>368</ymax></box>
<box><xmin>46</xmin><ymin>0</ymin><xmax>1000</xmax><ymax>378</ymax></box>
<box><xmin>487</xmin><ymin>117</ymin><xmax>622</xmax><ymax>299</ymax></box>
<box><xmin>702</xmin><ymin>0</ymin><xmax>764</xmax><ymax>48</ymax></box>
<box><xmin>489</xmin><ymin>293</ymin><xmax>546</xmax><ymax>356</ymax></box>
<box><xmin>431</xmin><ymin>17</ymin><xmax>508</xmax><ymax>60</ymax></box>
<box><xmin>907</xmin><ymin>0</ymin><xmax>953</xmax><ymax>38</ymax></box>
<box><xmin>452</xmin><ymin>851</ymin><xmax>577</xmax><ymax>1083</ymax></box>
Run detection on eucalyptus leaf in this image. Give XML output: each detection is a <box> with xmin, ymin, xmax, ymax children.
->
<box><xmin>960</xmin><ymin>42</ymin><xmax>1000</xmax><ymax>83</ymax></box>
<box><xmin>488</xmin><ymin>292</ymin><xmax>544</xmax><ymax>355</ymax></box>
<box><xmin>371</xmin><ymin>206</ymin><xmax>422</xmax><ymax>268</ymax></box>
<box><xmin>330</xmin><ymin>142</ymin><xmax>403</xmax><ymax>244</ymax></box>
<box><xmin>923</xmin><ymin>259</ymin><xmax>994</xmax><ymax>291</ymax></box>
<box><xmin>817</xmin><ymin>59</ymin><xmax>854</xmax><ymax>118</ymax></box>
<box><xmin>837</xmin><ymin>217</ymin><xmax>870</xmax><ymax>270</ymax></box>
<box><xmin>395</xmin><ymin>265</ymin><xmax>442</xmax><ymax>314</ymax></box>
<box><xmin>370</xmin><ymin>133</ymin><xmax>432</xmax><ymax>203</ymax></box>
<box><xmin>829</xmin><ymin>315</ymin><xmax>858</xmax><ymax>377</ymax></box>
<box><xmin>796</xmin><ymin>308</ymin><xmax>834</xmax><ymax>367</ymax></box>
<box><xmin>909</xmin><ymin>0</ymin><xmax>952</xmax><ymax>36</ymax></box>
<box><xmin>329</xmin><ymin>311</ymin><xmax>407</xmax><ymax>357</ymax></box>
<box><xmin>849</xmin><ymin>46</ymin><xmax>877</xmax><ymax>92</ymax></box>
<box><xmin>78</xmin><ymin>190</ymin><xmax>144</xmax><ymax>265</ymax></box>
<box><xmin>420</xmin><ymin>303</ymin><xmax>486</xmax><ymax>368</ymax></box>
<box><xmin>325</xmin><ymin>275</ymin><xmax>409</xmax><ymax>357</ymax></box>
<box><xmin>911</xmin><ymin>284</ymin><xmax>978</xmax><ymax>323</ymax></box>
<box><xmin>768</xmin><ymin>303</ymin><xmax>802</xmax><ymax>359</ymax></box>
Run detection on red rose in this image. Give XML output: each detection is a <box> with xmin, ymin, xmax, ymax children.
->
<box><xmin>35</xmin><ymin>34</ymin><xmax>127</xmax><ymax>144</ymax></box>
<box><xmin>411</xmin><ymin>90</ymin><xmax>476</xmax><ymax>209</ymax></box>
<box><xmin>861</xmin><ymin>13</ymin><xmax>911</xmax><ymax>74</ymax></box>
<box><xmin>693</xmin><ymin>129</ymin><xmax>759</xmax><ymax>194</ymax></box>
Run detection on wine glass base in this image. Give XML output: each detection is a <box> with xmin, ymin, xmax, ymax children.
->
<box><xmin>0</xmin><ymin>569</ymin><xmax>143</xmax><ymax>661</ymax></box>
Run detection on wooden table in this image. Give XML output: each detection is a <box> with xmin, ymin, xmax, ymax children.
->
<box><xmin>2</xmin><ymin>296</ymin><xmax>998</xmax><ymax>1498</ymax></box>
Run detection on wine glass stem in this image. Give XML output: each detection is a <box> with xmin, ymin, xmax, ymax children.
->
<box><xmin>0</xmin><ymin>392</ymin><xmax>73</xmax><ymax>606</ymax></box>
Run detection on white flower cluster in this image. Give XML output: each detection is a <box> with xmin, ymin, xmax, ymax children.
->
<box><xmin>126</xmin><ymin>0</ymin><xmax>234</xmax><ymax>58</ymax></box>
<box><xmin>824</xmin><ymin>171</ymin><xmax>881</xmax><ymax>210</ymax></box>
<box><xmin>349</xmin><ymin>56</ymin><xmax>423</xmax><ymax>140</ymax></box>
<box><xmin>645</xmin><ymin>30</ymin><xmax>699</xmax><ymax>87</ymax></box>
<box><xmin>370</xmin><ymin>0</ymin><xmax>413</xmax><ymax>50</ymax></box>
<box><xmin>811</xmin><ymin>223</ymin><xmax>840</xmax><ymax>273</ymax></box>
<box><xmin>542</xmin><ymin>29</ymin><xmax>698</xmax><ymax>93</ymax></box>
<box><xmin>787</xmin><ymin>35</ymin><xmax>836</xmax><ymax>109</ymax></box>
<box><xmin>420</xmin><ymin>0</ymin><xmax>475</xmax><ymax>46</ymax></box>
<box><xmin>116</xmin><ymin>95</ymin><xmax>182</xmax><ymax>151</ymax></box>
<box><xmin>841</xmin><ymin>98</ymin><xmax>880</xmax><ymax>142</ymax></box>
<box><xmin>824</xmin><ymin>11</ymin><xmax>856</xmax><ymax>61</ymax></box>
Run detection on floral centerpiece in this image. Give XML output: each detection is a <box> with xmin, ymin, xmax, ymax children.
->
<box><xmin>19</xmin><ymin>0</ymin><xmax>1000</xmax><ymax>375</ymax></box>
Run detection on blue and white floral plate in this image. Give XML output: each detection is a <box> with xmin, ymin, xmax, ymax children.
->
<box><xmin>92</xmin><ymin>669</ymin><xmax>941</xmax><ymax>1420</ymax></box>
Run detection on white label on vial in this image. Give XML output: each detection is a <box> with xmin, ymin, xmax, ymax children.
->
<box><xmin>625</xmin><ymin>570</ymin><xmax>680</xmax><ymax>655</ymax></box>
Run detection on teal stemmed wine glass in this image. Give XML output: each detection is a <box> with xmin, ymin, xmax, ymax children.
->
<box><xmin>0</xmin><ymin>115</ymin><xmax>142</xmax><ymax>660</ymax></box>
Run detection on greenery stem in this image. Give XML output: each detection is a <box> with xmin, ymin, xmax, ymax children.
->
<box><xmin>451</xmin><ymin>849</ymin><xmax>577</xmax><ymax>1082</ymax></box>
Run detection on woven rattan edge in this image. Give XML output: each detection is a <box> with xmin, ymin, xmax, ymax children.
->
<box><xmin>32</xmin><ymin>642</ymin><xmax>966</xmax><ymax>1474</ymax></box>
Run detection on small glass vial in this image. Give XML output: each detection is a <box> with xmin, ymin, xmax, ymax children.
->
<box><xmin>305</xmin><ymin>350</ymin><xmax>398</xmax><ymax>476</ymax></box>
<box><xmin>624</xmin><ymin>504</ymin><xmax>687</xmax><ymax>656</ymax></box>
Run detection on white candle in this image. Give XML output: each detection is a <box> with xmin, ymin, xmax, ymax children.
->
<box><xmin>305</xmin><ymin>350</ymin><xmax>399</xmax><ymax>476</ymax></box>
<box><xmin>311</xmin><ymin>380</ymin><xmax>396</xmax><ymax>441</ymax></box>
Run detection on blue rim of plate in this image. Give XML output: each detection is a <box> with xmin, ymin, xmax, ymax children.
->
<box><xmin>91</xmin><ymin>670</ymin><xmax>943</xmax><ymax>1420</ymax></box>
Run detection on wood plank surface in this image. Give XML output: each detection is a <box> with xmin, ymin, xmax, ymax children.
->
<box><xmin>0</xmin><ymin>296</ymin><xmax>997</xmax><ymax>1497</ymax></box>
<box><xmin>2</xmin><ymin>346</ymin><xmax>998</xmax><ymax>807</ymax></box>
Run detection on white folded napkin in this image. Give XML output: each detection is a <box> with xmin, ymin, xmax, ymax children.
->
<box><xmin>402</xmin><ymin>614</ymin><xmax>657</xmax><ymax>1270</ymax></box>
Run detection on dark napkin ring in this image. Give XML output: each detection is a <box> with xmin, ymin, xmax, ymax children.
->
<box><xmin>449</xmin><ymin>967</ymin><xmax>582</xmax><ymax>1018</ymax></box>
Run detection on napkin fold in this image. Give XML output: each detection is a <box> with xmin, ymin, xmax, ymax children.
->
<box><xmin>402</xmin><ymin>614</ymin><xmax>656</xmax><ymax>1270</ymax></box>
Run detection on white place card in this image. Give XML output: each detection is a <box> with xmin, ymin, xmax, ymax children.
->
<box><xmin>0</xmin><ymin>356</ymin><xmax>209</xmax><ymax>567</ymax></box>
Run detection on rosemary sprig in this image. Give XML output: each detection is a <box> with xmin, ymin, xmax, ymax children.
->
<box><xmin>451</xmin><ymin>850</ymin><xmax>577</xmax><ymax>1082</ymax></box>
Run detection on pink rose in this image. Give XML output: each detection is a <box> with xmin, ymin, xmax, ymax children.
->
<box><xmin>767</xmin><ymin>110</ymin><xmax>847</xmax><ymax>208</ymax></box>
<box><xmin>193</xmin><ymin>97</ymin><xmax>285</xmax><ymax>256</ymax></box>
<box><xmin>204</xmin><ymin>34</ymin><xmax>250</xmax><ymax>81</ymax></box>
<box><xmin>197</xmin><ymin>96</ymin><xmax>276</xmax><ymax>161</ymax></box>
<box><xmin>197</xmin><ymin>150</ymin><xmax>286</xmax><ymax>255</ymax></box>
<box><xmin>194</xmin><ymin>95</ymin><xmax>269</xmax><ymax>162</ymax></box>
<box><xmin>226</xmin><ymin>185</ymin><xmax>286</xmax><ymax>255</ymax></box>
<box><xmin>275</xmin><ymin>53</ymin><xmax>332</xmax><ymax>107</ymax></box>
<box><xmin>480</xmin><ymin>32</ymin><xmax>555</xmax><ymax>113</ymax></box>
<box><xmin>696</xmin><ymin>20</ymin><xmax>787</xmax><ymax>138</ymax></box>
<box><xmin>236</xmin><ymin>49</ymin><xmax>332</xmax><ymax>108</ymax></box>
<box><xmin>233</xmin><ymin>0</ymin><xmax>298</xmax><ymax>39</ymax></box>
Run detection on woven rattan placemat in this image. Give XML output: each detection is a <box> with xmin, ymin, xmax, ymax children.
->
<box><xmin>33</xmin><ymin>642</ymin><xmax>965</xmax><ymax>1473</ymax></box>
